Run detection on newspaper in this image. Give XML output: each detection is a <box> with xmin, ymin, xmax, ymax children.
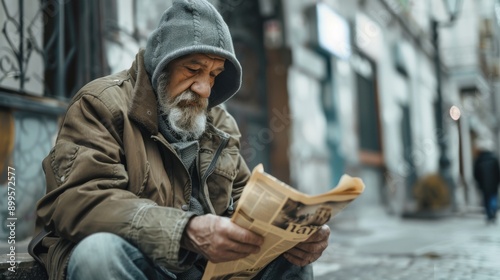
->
<box><xmin>202</xmin><ymin>164</ymin><xmax>365</xmax><ymax>280</ymax></box>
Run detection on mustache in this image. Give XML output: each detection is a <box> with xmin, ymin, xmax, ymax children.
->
<box><xmin>169</xmin><ymin>90</ymin><xmax>208</xmax><ymax>109</ymax></box>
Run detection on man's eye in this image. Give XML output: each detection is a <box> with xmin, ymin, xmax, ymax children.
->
<box><xmin>186</xmin><ymin>67</ymin><xmax>198</xmax><ymax>73</ymax></box>
<box><xmin>211</xmin><ymin>71</ymin><xmax>222</xmax><ymax>78</ymax></box>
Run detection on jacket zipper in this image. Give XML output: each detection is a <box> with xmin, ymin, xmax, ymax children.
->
<box><xmin>152</xmin><ymin>133</ymin><xmax>229</xmax><ymax>214</ymax></box>
<box><xmin>200</xmin><ymin>136</ymin><xmax>229</xmax><ymax>214</ymax></box>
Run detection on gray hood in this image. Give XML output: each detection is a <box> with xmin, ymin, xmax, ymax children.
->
<box><xmin>144</xmin><ymin>0</ymin><xmax>242</xmax><ymax>108</ymax></box>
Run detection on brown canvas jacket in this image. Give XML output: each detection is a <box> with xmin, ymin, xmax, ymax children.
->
<box><xmin>29</xmin><ymin>50</ymin><xmax>251</xmax><ymax>280</ymax></box>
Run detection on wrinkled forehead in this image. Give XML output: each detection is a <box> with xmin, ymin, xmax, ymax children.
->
<box><xmin>203</xmin><ymin>53</ymin><xmax>226</xmax><ymax>62</ymax></box>
<box><xmin>173</xmin><ymin>53</ymin><xmax>226</xmax><ymax>64</ymax></box>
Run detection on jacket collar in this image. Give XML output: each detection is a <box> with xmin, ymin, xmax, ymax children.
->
<box><xmin>128</xmin><ymin>49</ymin><xmax>160</xmax><ymax>136</ymax></box>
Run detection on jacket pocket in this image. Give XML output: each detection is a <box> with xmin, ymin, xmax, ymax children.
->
<box><xmin>206</xmin><ymin>147</ymin><xmax>239</xmax><ymax>214</ymax></box>
<box><xmin>213</xmin><ymin>147</ymin><xmax>239</xmax><ymax>181</ymax></box>
<box><xmin>48</xmin><ymin>142</ymin><xmax>80</xmax><ymax>186</ymax></box>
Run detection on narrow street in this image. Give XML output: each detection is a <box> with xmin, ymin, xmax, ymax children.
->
<box><xmin>1</xmin><ymin>1</ymin><xmax>500</xmax><ymax>280</ymax></box>
<box><xmin>314</xmin><ymin>204</ymin><xmax>500</xmax><ymax>280</ymax></box>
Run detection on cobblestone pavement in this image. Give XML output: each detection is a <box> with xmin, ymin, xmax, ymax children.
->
<box><xmin>313</xmin><ymin>206</ymin><xmax>500</xmax><ymax>280</ymax></box>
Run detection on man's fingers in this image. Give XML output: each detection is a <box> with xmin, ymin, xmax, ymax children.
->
<box><xmin>283</xmin><ymin>251</ymin><xmax>317</xmax><ymax>267</ymax></box>
<box><xmin>212</xmin><ymin>233</ymin><xmax>261</xmax><ymax>255</ymax></box>
<box><xmin>305</xmin><ymin>225</ymin><xmax>330</xmax><ymax>243</ymax></box>
<box><xmin>294</xmin><ymin>238</ymin><xmax>328</xmax><ymax>254</ymax></box>
<box><xmin>183</xmin><ymin>214</ymin><xmax>263</xmax><ymax>263</ymax></box>
<box><xmin>284</xmin><ymin>246</ymin><xmax>322</xmax><ymax>266</ymax></box>
<box><xmin>219</xmin><ymin>218</ymin><xmax>264</xmax><ymax>246</ymax></box>
<box><xmin>281</xmin><ymin>225</ymin><xmax>330</xmax><ymax>267</ymax></box>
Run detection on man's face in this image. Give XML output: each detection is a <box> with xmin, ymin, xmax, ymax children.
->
<box><xmin>157</xmin><ymin>53</ymin><xmax>225</xmax><ymax>140</ymax></box>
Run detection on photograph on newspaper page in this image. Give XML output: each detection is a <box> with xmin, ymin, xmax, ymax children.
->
<box><xmin>202</xmin><ymin>164</ymin><xmax>365</xmax><ymax>280</ymax></box>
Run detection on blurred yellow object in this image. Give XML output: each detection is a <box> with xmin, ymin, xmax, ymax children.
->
<box><xmin>0</xmin><ymin>109</ymin><xmax>15</xmax><ymax>182</ymax></box>
<box><xmin>413</xmin><ymin>173</ymin><xmax>450</xmax><ymax>211</ymax></box>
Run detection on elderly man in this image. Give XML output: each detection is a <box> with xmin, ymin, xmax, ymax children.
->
<box><xmin>28</xmin><ymin>0</ymin><xmax>329</xmax><ymax>279</ymax></box>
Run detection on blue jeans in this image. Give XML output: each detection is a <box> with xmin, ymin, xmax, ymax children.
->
<box><xmin>483</xmin><ymin>193</ymin><xmax>498</xmax><ymax>221</ymax></box>
<box><xmin>66</xmin><ymin>233</ymin><xmax>312</xmax><ymax>280</ymax></box>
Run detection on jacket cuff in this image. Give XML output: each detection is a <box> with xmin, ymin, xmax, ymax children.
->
<box><xmin>128</xmin><ymin>204</ymin><xmax>197</xmax><ymax>272</ymax></box>
<box><xmin>178</xmin><ymin>248</ymin><xmax>200</xmax><ymax>266</ymax></box>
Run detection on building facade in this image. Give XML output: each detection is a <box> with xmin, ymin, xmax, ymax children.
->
<box><xmin>274</xmin><ymin>0</ymin><xmax>500</xmax><ymax>216</ymax></box>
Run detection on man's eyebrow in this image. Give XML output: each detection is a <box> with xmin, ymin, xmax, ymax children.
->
<box><xmin>186</xmin><ymin>59</ymin><xmax>225</xmax><ymax>72</ymax></box>
<box><xmin>186</xmin><ymin>59</ymin><xmax>204</xmax><ymax>66</ymax></box>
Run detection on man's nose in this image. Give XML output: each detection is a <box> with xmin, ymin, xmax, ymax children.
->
<box><xmin>191</xmin><ymin>75</ymin><xmax>212</xmax><ymax>99</ymax></box>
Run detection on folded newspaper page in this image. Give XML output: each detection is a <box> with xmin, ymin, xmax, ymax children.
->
<box><xmin>202</xmin><ymin>164</ymin><xmax>365</xmax><ymax>280</ymax></box>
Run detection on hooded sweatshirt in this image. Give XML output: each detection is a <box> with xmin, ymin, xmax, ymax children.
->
<box><xmin>144</xmin><ymin>0</ymin><xmax>242</xmax><ymax>108</ymax></box>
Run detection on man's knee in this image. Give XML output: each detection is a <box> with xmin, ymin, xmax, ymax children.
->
<box><xmin>67</xmin><ymin>233</ymin><xmax>153</xmax><ymax>280</ymax></box>
<box><xmin>69</xmin><ymin>232</ymin><xmax>128</xmax><ymax>268</ymax></box>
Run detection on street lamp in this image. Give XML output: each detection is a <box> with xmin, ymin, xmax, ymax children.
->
<box><xmin>432</xmin><ymin>0</ymin><xmax>463</xmax><ymax>211</ymax></box>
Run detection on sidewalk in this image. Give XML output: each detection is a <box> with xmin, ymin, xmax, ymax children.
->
<box><xmin>2</xmin><ymin>204</ymin><xmax>498</xmax><ymax>279</ymax></box>
<box><xmin>313</xmin><ymin>204</ymin><xmax>500</xmax><ymax>280</ymax></box>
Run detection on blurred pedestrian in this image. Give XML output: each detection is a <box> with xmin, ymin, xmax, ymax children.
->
<box><xmin>472</xmin><ymin>137</ymin><xmax>500</xmax><ymax>224</ymax></box>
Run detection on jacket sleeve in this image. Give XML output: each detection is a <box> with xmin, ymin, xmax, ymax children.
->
<box><xmin>37</xmin><ymin>93</ymin><xmax>195</xmax><ymax>272</ymax></box>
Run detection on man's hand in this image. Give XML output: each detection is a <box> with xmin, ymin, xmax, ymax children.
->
<box><xmin>181</xmin><ymin>214</ymin><xmax>264</xmax><ymax>263</ymax></box>
<box><xmin>283</xmin><ymin>225</ymin><xmax>330</xmax><ymax>266</ymax></box>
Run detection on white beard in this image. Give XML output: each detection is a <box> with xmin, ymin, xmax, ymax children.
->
<box><xmin>157</xmin><ymin>88</ymin><xmax>208</xmax><ymax>141</ymax></box>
